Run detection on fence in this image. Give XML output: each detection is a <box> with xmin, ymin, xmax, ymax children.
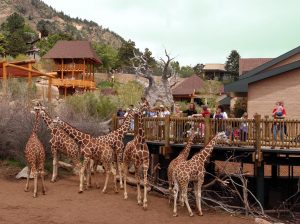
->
<box><xmin>112</xmin><ymin>115</ymin><xmax>300</xmax><ymax>149</ymax></box>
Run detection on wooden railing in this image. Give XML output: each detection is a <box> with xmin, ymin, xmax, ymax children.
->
<box><xmin>112</xmin><ymin>115</ymin><xmax>300</xmax><ymax>150</ymax></box>
<box><xmin>55</xmin><ymin>64</ymin><xmax>86</xmax><ymax>72</ymax></box>
<box><xmin>52</xmin><ymin>78</ymin><xmax>96</xmax><ymax>89</ymax></box>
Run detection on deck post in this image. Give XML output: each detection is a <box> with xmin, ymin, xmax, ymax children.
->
<box><xmin>134</xmin><ymin>113</ymin><xmax>139</xmax><ymax>135</ymax></box>
<box><xmin>204</xmin><ymin>117</ymin><xmax>211</xmax><ymax>145</ymax></box>
<box><xmin>111</xmin><ymin>114</ymin><xmax>117</xmax><ymax>131</ymax></box>
<box><xmin>254</xmin><ymin>114</ymin><xmax>264</xmax><ymax>207</ymax></box>
<box><xmin>164</xmin><ymin>115</ymin><xmax>171</xmax><ymax>158</ymax></box>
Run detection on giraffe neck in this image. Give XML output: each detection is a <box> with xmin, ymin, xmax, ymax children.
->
<box><xmin>137</xmin><ymin>109</ymin><xmax>145</xmax><ymax>143</ymax></box>
<box><xmin>41</xmin><ymin>110</ymin><xmax>54</xmax><ymax>129</ymax></box>
<box><xmin>181</xmin><ymin>134</ymin><xmax>194</xmax><ymax>159</ymax></box>
<box><xmin>58</xmin><ymin>119</ymin><xmax>91</xmax><ymax>144</ymax></box>
<box><xmin>196</xmin><ymin>136</ymin><xmax>217</xmax><ymax>163</ymax></box>
<box><xmin>33</xmin><ymin>112</ymin><xmax>40</xmax><ymax>133</ymax></box>
<box><xmin>117</xmin><ymin>111</ymin><xmax>134</xmax><ymax>136</ymax></box>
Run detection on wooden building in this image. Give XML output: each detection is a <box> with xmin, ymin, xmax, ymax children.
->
<box><xmin>43</xmin><ymin>40</ymin><xmax>102</xmax><ymax>96</ymax></box>
<box><xmin>0</xmin><ymin>59</ymin><xmax>55</xmax><ymax>101</ymax></box>
<box><xmin>203</xmin><ymin>63</ymin><xmax>228</xmax><ymax>81</ymax></box>
<box><xmin>225</xmin><ymin>46</ymin><xmax>300</xmax><ymax>119</ymax></box>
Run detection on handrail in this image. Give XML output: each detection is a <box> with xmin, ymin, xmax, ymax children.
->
<box><xmin>113</xmin><ymin>116</ymin><xmax>300</xmax><ymax>152</ymax></box>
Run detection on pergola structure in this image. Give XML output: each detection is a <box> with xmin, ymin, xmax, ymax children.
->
<box><xmin>43</xmin><ymin>40</ymin><xmax>102</xmax><ymax>97</ymax></box>
<box><xmin>0</xmin><ymin>59</ymin><xmax>56</xmax><ymax>101</ymax></box>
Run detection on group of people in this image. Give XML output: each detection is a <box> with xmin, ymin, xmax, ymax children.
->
<box><xmin>116</xmin><ymin>100</ymin><xmax>288</xmax><ymax>148</ymax></box>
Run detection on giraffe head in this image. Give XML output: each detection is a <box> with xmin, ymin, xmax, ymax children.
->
<box><xmin>214</xmin><ymin>131</ymin><xmax>230</xmax><ymax>145</ymax></box>
<box><xmin>138</xmin><ymin>99</ymin><xmax>150</xmax><ymax>114</ymax></box>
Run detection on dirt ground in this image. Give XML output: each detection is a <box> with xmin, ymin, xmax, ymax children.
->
<box><xmin>0</xmin><ymin>164</ymin><xmax>254</xmax><ymax>224</ymax></box>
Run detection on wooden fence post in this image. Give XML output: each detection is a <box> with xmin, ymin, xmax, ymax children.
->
<box><xmin>254</xmin><ymin>114</ymin><xmax>262</xmax><ymax>165</ymax></box>
<box><xmin>163</xmin><ymin>115</ymin><xmax>171</xmax><ymax>158</ymax></box>
<box><xmin>134</xmin><ymin>113</ymin><xmax>139</xmax><ymax>135</ymax></box>
<box><xmin>111</xmin><ymin>114</ymin><xmax>117</xmax><ymax>131</ymax></box>
<box><xmin>204</xmin><ymin>117</ymin><xmax>211</xmax><ymax>145</ymax></box>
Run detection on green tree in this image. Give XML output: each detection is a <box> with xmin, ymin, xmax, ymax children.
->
<box><xmin>225</xmin><ymin>50</ymin><xmax>240</xmax><ymax>79</ymax></box>
<box><xmin>93</xmin><ymin>43</ymin><xmax>118</xmax><ymax>72</ymax></box>
<box><xmin>37</xmin><ymin>33</ymin><xmax>72</xmax><ymax>56</ymax></box>
<box><xmin>193</xmin><ymin>63</ymin><xmax>204</xmax><ymax>75</ymax></box>
<box><xmin>198</xmin><ymin>80</ymin><xmax>222</xmax><ymax>110</ymax></box>
<box><xmin>179</xmin><ymin>65</ymin><xmax>194</xmax><ymax>78</ymax></box>
<box><xmin>0</xmin><ymin>33</ymin><xmax>8</xmax><ymax>56</ymax></box>
<box><xmin>117</xmin><ymin>39</ymin><xmax>137</xmax><ymax>69</ymax></box>
<box><xmin>1</xmin><ymin>13</ymin><xmax>36</xmax><ymax>57</ymax></box>
<box><xmin>171</xmin><ymin>61</ymin><xmax>180</xmax><ymax>73</ymax></box>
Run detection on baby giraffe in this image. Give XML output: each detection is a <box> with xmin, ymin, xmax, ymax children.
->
<box><xmin>24</xmin><ymin>107</ymin><xmax>46</xmax><ymax>198</ymax></box>
<box><xmin>173</xmin><ymin>132</ymin><xmax>230</xmax><ymax>217</ymax></box>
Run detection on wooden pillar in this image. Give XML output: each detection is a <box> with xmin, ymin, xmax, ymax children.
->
<box><xmin>111</xmin><ymin>114</ymin><xmax>117</xmax><ymax>130</ymax></box>
<box><xmin>72</xmin><ymin>58</ymin><xmax>75</xmax><ymax>79</ymax></box>
<box><xmin>134</xmin><ymin>114</ymin><xmax>139</xmax><ymax>135</ymax></box>
<box><xmin>61</xmin><ymin>59</ymin><xmax>64</xmax><ymax>79</ymax></box>
<box><xmin>64</xmin><ymin>87</ymin><xmax>67</xmax><ymax>98</ymax></box>
<box><xmin>204</xmin><ymin>116</ymin><xmax>211</xmax><ymax>145</ymax></box>
<box><xmin>48</xmin><ymin>77</ymin><xmax>52</xmax><ymax>102</ymax></box>
<box><xmin>93</xmin><ymin>64</ymin><xmax>95</xmax><ymax>82</ymax></box>
<box><xmin>83</xmin><ymin>59</ymin><xmax>85</xmax><ymax>81</ymax></box>
<box><xmin>28</xmin><ymin>63</ymin><xmax>32</xmax><ymax>88</ymax></box>
<box><xmin>254</xmin><ymin>114</ymin><xmax>264</xmax><ymax>208</ymax></box>
<box><xmin>2</xmin><ymin>61</ymin><xmax>7</xmax><ymax>94</ymax></box>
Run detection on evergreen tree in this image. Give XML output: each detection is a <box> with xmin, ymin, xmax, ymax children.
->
<box><xmin>225</xmin><ymin>50</ymin><xmax>240</xmax><ymax>79</ymax></box>
<box><xmin>117</xmin><ymin>39</ymin><xmax>137</xmax><ymax>70</ymax></box>
<box><xmin>93</xmin><ymin>43</ymin><xmax>118</xmax><ymax>72</ymax></box>
<box><xmin>0</xmin><ymin>13</ymin><xmax>36</xmax><ymax>57</ymax></box>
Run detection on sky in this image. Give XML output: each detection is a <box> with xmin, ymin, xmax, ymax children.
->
<box><xmin>42</xmin><ymin>0</ymin><xmax>300</xmax><ymax>65</ymax></box>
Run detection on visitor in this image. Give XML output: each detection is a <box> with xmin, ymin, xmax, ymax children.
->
<box><xmin>117</xmin><ymin>108</ymin><xmax>125</xmax><ymax>117</ymax></box>
<box><xmin>239</xmin><ymin>112</ymin><xmax>248</xmax><ymax>141</ymax></box>
<box><xmin>183</xmin><ymin>103</ymin><xmax>197</xmax><ymax>117</ymax></box>
<box><xmin>272</xmin><ymin>101</ymin><xmax>286</xmax><ymax>149</ymax></box>
<box><xmin>124</xmin><ymin>104</ymin><xmax>135</xmax><ymax>131</ymax></box>
<box><xmin>201</xmin><ymin>105</ymin><xmax>211</xmax><ymax>118</ymax></box>
<box><xmin>213</xmin><ymin>105</ymin><xmax>227</xmax><ymax>132</ymax></box>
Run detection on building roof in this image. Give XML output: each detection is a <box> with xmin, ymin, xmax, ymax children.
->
<box><xmin>172</xmin><ymin>74</ymin><xmax>205</xmax><ymax>96</ymax></box>
<box><xmin>239</xmin><ymin>58</ymin><xmax>273</xmax><ymax>75</ymax></box>
<box><xmin>203</xmin><ymin>63</ymin><xmax>225</xmax><ymax>71</ymax></box>
<box><xmin>225</xmin><ymin>45</ymin><xmax>300</xmax><ymax>94</ymax></box>
<box><xmin>43</xmin><ymin>40</ymin><xmax>102</xmax><ymax>64</ymax></box>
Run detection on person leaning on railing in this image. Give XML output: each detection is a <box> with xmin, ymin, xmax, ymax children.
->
<box><xmin>239</xmin><ymin>112</ymin><xmax>248</xmax><ymax>142</ymax></box>
<box><xmin>271</xmin><ymin>101</ymin><xmax>286</xmax><ymax>149</ymax></box>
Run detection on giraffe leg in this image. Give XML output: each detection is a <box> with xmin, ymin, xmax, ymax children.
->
<box><xmin>41</xmin><ymin>170</ymin><xmax>46</xmax><ymax>195</ymax></box>
<box><xmin>135</xmin><ymin>167</ymin><xmax>142</xmax><ymax>205</ymax></box>
<box><xmin>142</xmin><ymin>165</ymin><xmax>148</xmax><ymax>210</ymax></box>
<box><xmin>117</xmin><ymin>152</ymin><xmax>123</xmax><ymax>189</ymax></box>
<box><xmin>197</xmin><ymin>182</ymin><xmax>203</xmax><ymax>216</ymax></box>
<box><xmin>123</xmin><ymin>162</ymin><xmax>128</xmax><ymax>199</ymax></box>
<box><xmin>111</xmin><ymin>162</ymin><xmax>118</xmax><ymax>193</ymax></box>
<box><xmin>51</xmin><ymin>151</ymin><xmax>58</xmax><ymax>182</ymax></box>
<box><xmin>79</xmin><ymin>157</ymin><xmax>89</xmax><ymax>193</ymax></box>
<box><xmin>173</xmin><ymin>181</ymin><xmax>179</xmax><ymax>217</ymax></box>
<box><xmin>179</xmin><ymin>191</ymin><xmax>184</xmax><ymax>207</ymax></box>
<box><xmin>182</xmin><ymin>188</ymin><xmax>193</xmax><ymax>217</ymax></box>
<box><xmin>24</xmin><ymin>167</ymin><xmax>31</xmax><ymax>192</ymax></box>
<box><xmin>86</xmin><ymin>160</ymin><xmax>92</xmax><ymax>189</ymax></box>
<box><xmin>102</xmin><ymin>163</ymin><xmax>110</xmax><ymax>193</ymax></box>
<box><xmin>168</xmin><ymin>179</ymin><xmax>172</xmax><ymax>204</ymax></box>
<box><xmin>33</xmin><ymin>171</ymin><xmax>38</xmax><ymax>198</ymax></box>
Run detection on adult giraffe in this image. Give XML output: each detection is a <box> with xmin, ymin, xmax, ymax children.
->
<box><xmin>172</xmin><ymin>132</ymin><xmax>230</xmax><ymax>217</ymax></box>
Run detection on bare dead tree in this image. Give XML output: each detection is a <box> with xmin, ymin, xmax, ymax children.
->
<box><xmin>131</xmin><ymin>50</ymin><xmax>177</xmax><ymax>107</ymax></box>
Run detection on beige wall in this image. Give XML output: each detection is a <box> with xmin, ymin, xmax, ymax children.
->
<box><xmin>248</xmin><ymin>68</ymin><xmax>300</xmax><ymax>119</ymax></box>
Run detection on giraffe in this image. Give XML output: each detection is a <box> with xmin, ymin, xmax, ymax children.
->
<box><xmin>167</xmin><ymin>131</ymin><xmax>195</xmax><ymax>204</ymax></box>
<box><xmin>52</xmin><ymin>105</ymin><xmax>142</xmax><ymax>192</ymax></box>
<box><xmin>172</xmin><ymin>132</ymin><xmax>230</xmax><ymax>217</ymax></box>
<box><xmin>51</xmin><ymin>117</ymin><xmax>117</xmax><ymax>193</ymax></box>
<box><xmin>34</xmin><ymin>106</ymin><xmax>81</xmax><ymax>183</ymax></box>
<box><xmin>24</xmin><ymin>107</ymin><xmax>46</xmax><ymax>198</ymax></box>
<box><xmin>123</xmin><ymin>102</ymin><xmax>150</xmax><ymax>209</ymax></box>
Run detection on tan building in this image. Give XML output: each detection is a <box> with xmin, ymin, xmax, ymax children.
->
<box><xmin>225</xmin><ymin>46</ymin><xmax>300</xmax><ymax>119</ymax></box>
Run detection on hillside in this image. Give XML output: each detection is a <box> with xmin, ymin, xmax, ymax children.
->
<box><xmin>0</xmin><ymin>0</ymin><xmax>124</xmax><ymax>49</ymax></box>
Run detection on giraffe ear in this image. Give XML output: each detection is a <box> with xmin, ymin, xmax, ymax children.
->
<box><xmin>30</xmin><ymin>110</ymin><xmax>35</xmax><ymax>114</ymax></box>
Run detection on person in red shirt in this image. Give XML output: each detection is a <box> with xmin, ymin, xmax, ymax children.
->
<box><xmin>272</xmin><ymin>101</ymin><xmax>286</xmax><ymax>149</ymax></box>
<box><xmin>201</xmin><ymin>105</ymin><xmax>211</xmax><ymax>118</ymax></box>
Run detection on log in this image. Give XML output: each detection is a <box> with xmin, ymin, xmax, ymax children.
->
<box><xmin>116</xmin><ymin>175</ymin><xmax>151</xmax><ymax>192</ymax></box>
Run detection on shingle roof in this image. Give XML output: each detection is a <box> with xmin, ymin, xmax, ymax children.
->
<box><xmin>203</xmin><ymin>63</ymin><xmax>225</xmax><ymax>71</ymax></box>
<box><xmin>172</xmin><ymin>74</ymin><xmax>205</xmax><ymax>96</ymax></box>
<box><xmin>239</xmin><ymin>58</ymin><xmax>273</xmax><ymax>75</ymax></box>
<box><xmin>43</xmin><ymin>40</ymin><xmax>101</xmax><ymax>64</ymax></box>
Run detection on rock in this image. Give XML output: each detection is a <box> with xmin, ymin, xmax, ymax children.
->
<box><xmin>16</xmin><ymin>167</ymin><xmax>33</xmax><ymax>179</ymax></box>
<box><xmin>254</xmin><ymin>218</ymin><xmax>272</xmax><ymax>224</ymax></box>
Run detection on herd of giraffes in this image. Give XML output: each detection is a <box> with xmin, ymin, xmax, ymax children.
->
<box><xmin>24</xmin><ymin>99</ymin><xmax>230</xmax><ymax>217</ymax></box>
